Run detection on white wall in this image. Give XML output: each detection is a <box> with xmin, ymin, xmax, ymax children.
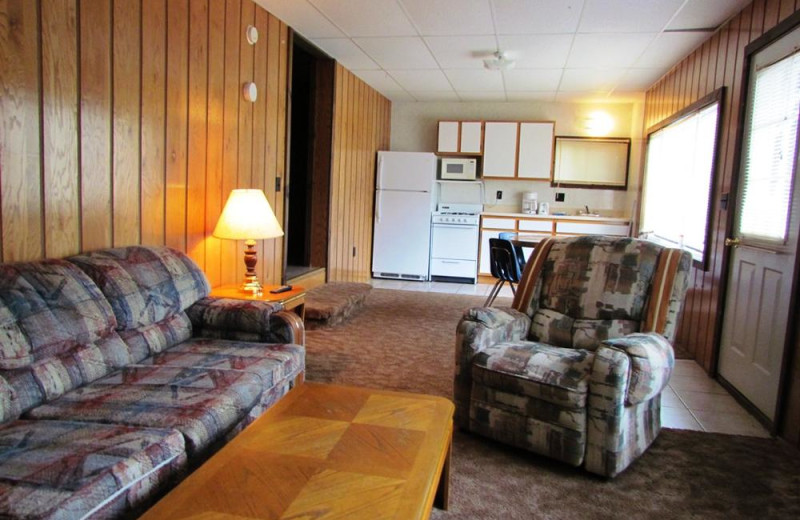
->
<box><xmin>390</xmin><ymin>99</ymin><xmax>645</xmax><ymax>218</ymax></box>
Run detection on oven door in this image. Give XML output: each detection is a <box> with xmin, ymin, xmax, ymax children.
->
<box><xmin>431</xmin><ymin>223</ymin><xmax>479</xmax><ymax>260</ymax></box>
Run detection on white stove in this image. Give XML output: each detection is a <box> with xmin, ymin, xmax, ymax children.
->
<box><xmin>430</xmin><ymin>203</ymin><xmax>482</xmax><ymax>284</ymax></box>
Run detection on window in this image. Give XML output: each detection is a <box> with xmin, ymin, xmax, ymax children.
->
<box><xmin>738</xmin><ymin>47</ymin><xmax>800</xmax><ymax>243</ymax></box>
<box><xmin>640</xmin><ymin>89</ymin><xmax>724</xmax><ymax>268</ymax></box>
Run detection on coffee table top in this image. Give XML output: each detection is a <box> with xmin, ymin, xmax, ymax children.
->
<box><xmin>141</xmin><ymin>382</ymin><xmax>455</xmax><ymax>520</ymax></box>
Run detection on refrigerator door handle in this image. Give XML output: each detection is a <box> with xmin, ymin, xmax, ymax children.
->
<box><xmin>376</xmin><ymin>191</ymin><xmax>382</xmax><ymax>223</ymax></box>
<box><xmin>377</xmin><ymin>156</ymin><xmax>384</xmax><ymax>189</ymax></box>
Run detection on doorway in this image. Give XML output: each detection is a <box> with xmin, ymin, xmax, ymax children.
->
<box><xmin>718</xmin><ymin>23</ymin><xmax>800</xmax><ymax>424</ymax></box>
<box><xmin>285</xmin><ymin>36</ymin><xmax>334</xmax><ymax>282</ymax></box>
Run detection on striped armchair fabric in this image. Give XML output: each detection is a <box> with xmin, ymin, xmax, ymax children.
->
<box><xmin>455</xmin><ymin>235</ymin><xmax>691</xmax><ymax>477</ymax></box>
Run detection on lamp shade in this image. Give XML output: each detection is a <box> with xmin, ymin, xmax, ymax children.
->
<box><xmin>213</xmin><ymin>189</ymin><xmax>284</xmax><ymax>240</ymax></box>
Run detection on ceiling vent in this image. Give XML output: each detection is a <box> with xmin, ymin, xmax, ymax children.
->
<box><xmin>483</xmin><ymin>51</ymin><xmax>515</xmax><ymax>71</ymax></box>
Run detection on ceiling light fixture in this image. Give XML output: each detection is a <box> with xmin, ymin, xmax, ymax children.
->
<box><xmin>483</xmin><ymin>51</ymin><xmax>515</xmax><ymax>71</ymax></box>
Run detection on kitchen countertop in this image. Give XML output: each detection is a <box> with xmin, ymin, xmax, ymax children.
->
<box><xmin>481</xmin><ymin>211</ymin><xmax>630</xmax><ymax>223</ymax></box>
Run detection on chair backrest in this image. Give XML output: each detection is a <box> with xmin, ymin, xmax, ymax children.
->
<box><xmin>488</xmin><ymin>238</ymin><xmax>522</xmax><ymax>283</ymax></box>
<box><xmin>498</xmin><ymin>232</ymin><xmax>527</xmax><ymax>271</ymax></box>
<box><xmin>512</xmin><ymin>236</ymin><xmax>691</xmax><ymax>350</ymax></box>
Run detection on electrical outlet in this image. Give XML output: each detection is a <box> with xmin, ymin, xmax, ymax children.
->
<box><xmin>555</xmin><ymin>192</ymin><xmax>565</xmax><ymax>202</ymax></box>
<box><xmin>496</xmin><ymin>190</ymin><xmax>503</xmax><ymax>200</ymax></box>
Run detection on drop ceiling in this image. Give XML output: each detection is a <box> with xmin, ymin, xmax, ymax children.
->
<box><xmin>255</xmin><ymin>0</ymin><xmax>751</xmax><ymax>102</ymax></box>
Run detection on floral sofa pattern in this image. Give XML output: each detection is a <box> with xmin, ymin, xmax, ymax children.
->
<box><xmin>455</xmin><ymin>236</ymin><xmax>691</xmax><ymax>477</ymax></box>
<box><xmin>0</xmin><ymin>246</ymin><xmax>305</xmax><ymax>518</ymax></box>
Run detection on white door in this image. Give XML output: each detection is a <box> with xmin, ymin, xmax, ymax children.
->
<box><xmin>376</xmin><ymin>151</ymin><xmax>436</xmax><ymax>192</ymax></box>
<box><xmin>718</xmin><ymin>27</ymin><xmax>800</xmax><ymax>420</ymax></box>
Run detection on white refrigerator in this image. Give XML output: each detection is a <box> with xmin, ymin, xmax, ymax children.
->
<box><xmin>372</xmin><ymin>151</ymin><xmax>436</xmax><ymax>281</ymax></box>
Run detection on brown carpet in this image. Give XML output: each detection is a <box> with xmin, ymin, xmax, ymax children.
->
<box><xmin>305</xmin><ymin>288</ymin><xmax>800</xmax><ymax>519</ymax></box>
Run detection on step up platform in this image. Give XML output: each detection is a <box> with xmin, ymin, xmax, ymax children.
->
<box><xmin>304</xmin><ymin>282</ymin><xmax>372</xmax><ymax>329</ymax></box>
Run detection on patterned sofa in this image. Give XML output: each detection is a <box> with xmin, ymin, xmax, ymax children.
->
<box><xmin>0</xmin><ymin>246</ymin><xmax>305</xmax><ymax>518</ymax></box>
<box><xmin>455</xmin><ymin>236</ymin><xmax>691</xmax><ymax>477</ymax></box>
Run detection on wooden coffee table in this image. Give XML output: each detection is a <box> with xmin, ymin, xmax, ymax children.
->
<box><xmin>141</xmin><ymin>383</ymin><xmax>454</xmax><ymax>519</ymax></box>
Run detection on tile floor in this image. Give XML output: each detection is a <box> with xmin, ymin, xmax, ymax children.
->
<box><xmin>369</xmin><ymin>277</ymin><xmax>771</xmax><ymax>438</ymax></box>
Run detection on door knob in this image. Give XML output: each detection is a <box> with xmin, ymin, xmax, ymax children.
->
<box><xmin>724</xmin><ymin>237</ymin><xmax>740</xmax><ymax>247</ymax></box>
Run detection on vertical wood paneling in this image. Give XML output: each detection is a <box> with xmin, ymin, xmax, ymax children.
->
<box><xmin>140</xmin><ymin>0</ymin><xmax>166</xmax><ymax>245</ymax></box>
<box><xmin>0</xmin><ymin>0</ymin><xmax>43</xmax><ymax>262</ymax></box>
<box><xmin>165</xmin><ymin>0</ymin><xmax>189</xmax><ymax>251</ymax></box>
<box><xmin>274</xmin><ymin>21</ymin><xmax>288</xmax><ymax>282</ymax></box>
<box><xmin>112</xmin><ymin>0</ymin><xmax>141</xmax><ymax>246</ymax></box>
<box><xmin>186</xmin><ymin>0</ymin><xmax>208</xmax><ymax>266</ymax></box>
<box><xmin>328</xmin><ymin>65</ymin><xmax>390</xmax><ymax>282</ymax></box>
<box><xmin>0</xmin><ymin>0</ymin><xmax>290</xmax><ymax>281</ymax></box>
<box><xmin>643</xmin><ymin>0</ymin><xmax>800</xmax><ymax>446</ymax></box>
<box><xmin>79</xmin><ymin>0</ymin><xmax>112</xmax><ymax>251</ymax></box>
<box><xmin>42</xmin><ymin>0</ymin><xmax>79</xmax><ymax>258</ymax></box>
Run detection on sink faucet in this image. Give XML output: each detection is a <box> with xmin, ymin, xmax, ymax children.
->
<box><xmin>584</xmin><ymin>205</ymin><xmax>590</xmax><ymax>215</ymax></box>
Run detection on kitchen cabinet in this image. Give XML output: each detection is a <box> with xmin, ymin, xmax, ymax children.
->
<box><xmin>483</xmin><ymin>122</ymin><xmax>518</xmax><ymax>177</ymax></box>
<box><xmin>437</xmin><ymin>121</ymin><xmax>482</xmax><ymax>154</ymax></box>
<box><xmin>517</xmin><ymin>122</ymin><xmax>555</xmax><ymax>180</ymax></box>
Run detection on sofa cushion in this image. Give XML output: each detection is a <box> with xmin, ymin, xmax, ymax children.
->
<box><xmin>141</xmin><ymin>338</ymin><xmax>304</xmax><ymax>393</ymax></box>
<box><xmin>68</xmin><ymin>246</ymin><xmax>210</xmax><ymax>331</ymax></box>
<box><xmin>25</xmin><ymin>365</ymin><xmax>262</xmax><ymax>456</ymax></box>
<box><xmin>530</xmin><ymin>308</ymin><xmax>639</xmax><ymax>351</ymax></box>
<box><xmin>472</xmin><ymin>342</ymin><xmax>594</xmax><ymax>410</ymax></box>
<box><xmin>538</xmin><ymin>236</ymin><xmax>662</xmax><ymax>322</ymax></box>
<box><xmin>0</xmin><ymin>260</ymin><xmax>117</xmax><ymax>370</ymax></box>
<box><xmin>0</xmin><ymin>420</ymin><xmax>185</xmax><ymax>519</ymax></box>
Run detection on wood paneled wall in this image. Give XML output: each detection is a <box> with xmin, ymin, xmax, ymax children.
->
<box><xmin>328</xmin><ymin>65</ymin><xmax>391</xmax><ymax>282</ymax></box>
<box><xmin>643</xmin><ymin>0</ymin><xmax>800</xmax><ymax>444</ymax></box>
<box><xmin>0</xmin><ymin>0</ymin><xmax>289</xmax><ymax>287</ymax></box>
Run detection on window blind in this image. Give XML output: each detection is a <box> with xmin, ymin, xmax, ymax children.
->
<box><xmin>738</xmin><ymin>50</ymin><xmax>800</xmax><ymax>243</ymax></box>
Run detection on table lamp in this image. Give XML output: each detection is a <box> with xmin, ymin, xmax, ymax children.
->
<box><xmin>213</xmin><ymin>189</ymin><xmax>284</xmax><ymax>293</ymax></box>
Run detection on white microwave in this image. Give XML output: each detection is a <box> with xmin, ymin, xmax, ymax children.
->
<box><xmin>440</xmin><ymin>158</ymin><xmax>477</xmax><ymax>180</ymax></box>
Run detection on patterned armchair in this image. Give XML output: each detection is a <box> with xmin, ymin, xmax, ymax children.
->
<box><xmin>455</xmin><ymin>236</ymin><xmax>692</xmax><ymax>477</ymax></box>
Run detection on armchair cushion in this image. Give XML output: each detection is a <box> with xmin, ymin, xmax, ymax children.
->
<box><xmin>530</xmin><ymin>308</ymin><xmax>639</xmax><ymax>351</ymax></box>
<box><xmin>601</xmin><ymin>333</ymin><xmax>674</xmax><ymax>406</ymax></box>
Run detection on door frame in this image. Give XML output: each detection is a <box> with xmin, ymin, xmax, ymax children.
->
<box><xmin>715</xmin><ymin>10</ymin><xmax>800</xmax><ymax>434</ymax></box>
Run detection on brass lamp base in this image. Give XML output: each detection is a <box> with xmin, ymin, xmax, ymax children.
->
<box><xmin>240</xmin><ymin>239</ymin><xmax>263</xmax><ymax>295</ymax></box>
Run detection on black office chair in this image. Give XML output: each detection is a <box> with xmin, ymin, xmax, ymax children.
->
<box><xmin>484</xmin><ymin>238</ymin><xmax>523</xmax><ymax>306</ymax></box>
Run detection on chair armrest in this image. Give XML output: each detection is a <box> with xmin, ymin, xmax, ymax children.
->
<box><xmin>596</xmin><ymin>332</ymin><xmax>675</xmax><ymax>406</ymax></box>
<box><xmin>187</xmin><ymin>297</ymin><xmax>305</xmax><ymax>345</ymax></box>
<box><xmin>454</xmin><ymin>306</ymin><xmax>530</xmax><ymax>428</ymax></box>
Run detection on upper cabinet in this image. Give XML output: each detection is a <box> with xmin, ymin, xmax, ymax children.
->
<box><xmin>517</xmin><ymin>122</ymin><xmax>555</xmax><ymax>180</ymax></box>
<box><xmin>437</xmin><ymin>121</ymin><xmax>482</xmax><ymax>155</ymax></box>
<box><xmin>483</xmin><ymin>122</ymin><xmax>519</xmax><ymax>177</ymax></box>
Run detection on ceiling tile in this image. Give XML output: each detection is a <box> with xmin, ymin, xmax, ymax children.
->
<box><xmin>390</xmin><ymin>70</ymin><xmax>453</xmax><ymax>91</ymax></box>
<box><xmin>409</xmin><ymin>91</ymin><xmax>461</xmax><ymax>101</ymax></box>
<box><xmin>634</xmin><ymin>32</ymin><xmax>711</xmax><ymax>69</ymax></box>
<box><xmin>567</xmin><ymin>33</ymin><xmax>656</xmax><ymax>68</ymax></box>
<box><xmin>424</xmin><ymin>36</ymin><xmax>498</xmax><ymax>69</ymax></box>
<box><xmin>503</xmin><ymin>69</ymin><xmax>562</xmax><ymax>91</ymax></box>
<box><xmin>578</xmin><ymin>0</ymin><xmax>684</xmax><ymax>33</ymax></box>
<box><xmin>559</xmin><ymin>68</ymin><xmax>625</xmax><ymax>92</ymax></box>
<box><xmin>354</xmin><ymin>37</ymin><xmax>439</xmax><ymax>69</ymax></box>
<box><xmin>383</xmin><ymin>90</ymin><xmax>417</xmax><ymax>102</ymax></box>
<box><xmin>445</xmin><ymin>69</ymin><xmax>505</xmax><ymax>91</ymax></box>
<box><xmin>506</xmin><ymin>91</ymin><xmax>557</xmax><ymax>102</ymax></box>
<box><xmin>457</xmin><ymin>91</ymin><xmax>508</xmax><ymax>101</ymax></box>
<box><xmin>310</xmin><ymin>0</ymin><xmax>417</xmax><ymax>36</ymax></box>
<box><xmin>615</xmin><ymin>68</ymin><xmax>667</xmax><ymax>91</ymax></box>
<box><xmin>256</xmin><ymin>0</ymin><xmax>344</xmax><ymax>38</ymax></box>
<box><xmin>400</xmin><ymin>0</ymin><xmax>494</xmax><ymax>36</ymax></box>
<box><xmin>353</xmin><ymin>70</ymin><xmax>405</xmax><ymax>92</ymax></box>
<box><xmin>497</xmin><ymin>34</ymin><xmax>573</xmax><ymax>68</ymax></box>
<box><xmin>667</xmin><ymin>0</ymin><xmax>751</xmax><ymax>30</ymax></box>
<box><xmin>312</xmin><ymin>38</ymin><xmax>379</xmax><ymax>70</ymax></box>
<box><xmin>493</xmin><ymin>0</ymin><xmax>584</xmax><ymax>34</ymax></box>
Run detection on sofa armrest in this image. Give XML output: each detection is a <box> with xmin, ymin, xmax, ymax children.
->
<box><xmin>454</xmin><ymin>306</ymin><xmax>530</xmax><ymax>428</ymax></box>
<box><xmin>187</xmin><ymin>297</ymin><xmax>304</xmax><ymax>345</ymax></box>
<box><xmin>596</xmin><ymin>332</ymin><xmax>674</xmax><ymax>407</ymax></box>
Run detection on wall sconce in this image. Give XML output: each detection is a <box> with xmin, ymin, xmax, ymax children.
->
<box><xmin>243</xmin><ymin>82</ymin><xmax>258</xmax><ymax>102</ymax></box>
<box><xmin>246</xmin><ymin>25</ymin><xmax>259</xmax><ymax>45</ymax></box>
<box><xmin>584</xmin><ymin>110</ymin><xmax>615</xmax><ymax>136</ymax></box>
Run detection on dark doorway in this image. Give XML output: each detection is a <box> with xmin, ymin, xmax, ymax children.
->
<box><xmin>285</xmin><ymin>36</ymin><xmax>334</xmax><ymax>281</ymax></box>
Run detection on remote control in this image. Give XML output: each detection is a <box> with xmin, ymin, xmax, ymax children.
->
<box><xmin>269</xmin><ymin>285</ymin><xmax>292</xmax><ymax>294</ymax></box>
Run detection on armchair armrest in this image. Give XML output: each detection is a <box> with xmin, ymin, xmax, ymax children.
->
<box><xmin>454</xmin><ymin>306</ymin><xmax>530</xmax><ymax>428</ymax></box>
<box><xmin>187</xmin><ymin>297</ymin><xmax>305</xmax><ymax>346</ymax></box>
<box><xmin>600</xmin><ymin>333</ymin><xmax>674</xmax><ymax>406</ymax></box>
